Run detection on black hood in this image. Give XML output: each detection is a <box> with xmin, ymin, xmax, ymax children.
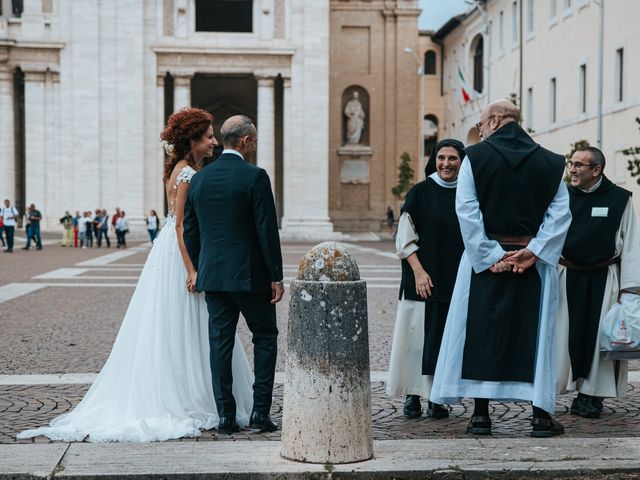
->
<box><xmin>425</xmin><ymin>138</ymin><xmax>466</xmax><ymax>178</ymax></box>
<box><xmin>484</xmin><ymin>121</ymin><xmax>540</xmax><ymax>169</ymax></box>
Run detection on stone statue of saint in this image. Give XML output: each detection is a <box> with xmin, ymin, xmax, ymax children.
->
<box><xmin>344</xmin><ymin>91</ymin><xmax>365</xmax><ymax>145</ymax></box>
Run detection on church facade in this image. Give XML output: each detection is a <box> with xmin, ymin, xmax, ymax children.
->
<box><xmin>0</xmin><ymin>0</ymin><xmax>423</xmax><ymax>235</ymax></box>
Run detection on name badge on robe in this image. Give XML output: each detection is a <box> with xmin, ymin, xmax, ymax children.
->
<box><xmin>592</xmin><ymin>207</ymin><xmax>609</xmax><ymax>217</ymax></box>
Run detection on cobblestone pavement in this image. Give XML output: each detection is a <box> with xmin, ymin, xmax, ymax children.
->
<box><xmin>1</xmin><ymin>236</ymin><xmax>638</xmax><ymax>444</ymax></box>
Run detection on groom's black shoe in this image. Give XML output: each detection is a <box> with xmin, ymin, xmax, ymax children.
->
<box><xmin>249</xmin><ymin>411</ymin><xmax>279</xmax><ymax>432</ymax></box>
<box><xmin>217</xmin><ymin>416</ymin><xmax>240</xmax><ymax>435</ymax></box>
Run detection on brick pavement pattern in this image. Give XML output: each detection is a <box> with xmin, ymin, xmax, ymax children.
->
<box><xmin>3</xmin><ymin>383</ymin><xmax>640</xmax><ymax>444</ymax></box>
<box><xmin>1</xmin><ymin>237</ymin><xmax>639</xmax><ymax>444</ymax></box>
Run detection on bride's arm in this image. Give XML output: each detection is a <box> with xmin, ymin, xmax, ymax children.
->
<box><xmin>174</xmin><ymin>182</ymin><xmax>198</xmax><ymax>287</ymax></box>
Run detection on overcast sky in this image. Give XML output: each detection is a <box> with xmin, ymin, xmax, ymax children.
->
<box><xmin>419</xmin><ymin>0</ymin><xmax>469</xmax><ymax>31</ymax></box>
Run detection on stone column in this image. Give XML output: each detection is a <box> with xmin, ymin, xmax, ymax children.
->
<box><xmin>0</xmin><ymin>67</ymin><xmax>15</xmax><ymax>202</ymax></box>
<box><xmin>43</xmin><ymin>69</ymin><xmax>61</xmax><ymax>229</ymax></box>
<box><xmin>256</xmin><ymin>75</ymin><xmax>276</xmax><ymax>194</ymax></box>
<box><xmin>155</xmin><ymin>74</ymin><xmax>167</xmax><ymax>211</ymax></box>
<box><xmin>23</xmin><ymin>70</ymin><xmax>47</xmax><ymax>213</ymax></box>
<box><xmin>173</xmin><ymin>73</ymin><xmax>192</xmax><ymax>111</ymax></box>
<box><xmin>280</xmin><ymin>0</ymin><xmax>336</xmax><ymax>239</ymax></box>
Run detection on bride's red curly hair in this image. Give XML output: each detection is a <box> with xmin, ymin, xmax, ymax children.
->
<box><xmin>161</xmin><ymin>107</ymin><xmax>214</xmax><ymax>183</ymax></box>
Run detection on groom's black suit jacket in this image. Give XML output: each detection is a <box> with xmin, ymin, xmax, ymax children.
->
<box><xmin>183</xmin><ymin>152</ymin><xmax>283</xmax><ymax>292</ymax></box>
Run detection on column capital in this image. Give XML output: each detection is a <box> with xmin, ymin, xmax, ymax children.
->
<box><xmin>282</xmin><ymin>76</ymin><xmax>292</xmax><ymax>88</ymax></box>
<box><xmin>173</xmin><ymin>73</ymin><xmax>193</xmax><ymax>87</ymax></box>
<box><xmin>255</xmin><ymin>75</ymin><xmax>276</xmax><ymax>86</ymax></box>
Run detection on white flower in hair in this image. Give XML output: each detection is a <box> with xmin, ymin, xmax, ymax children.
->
<box><xmin>163</xmin><ymin>141</ymin><xmax>175</xmax><ymax>155</ymax></box>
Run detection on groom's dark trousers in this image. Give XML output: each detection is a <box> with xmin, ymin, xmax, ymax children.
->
<box><xmin>204</xmin><ymin>291</ymin><xmax>277</xmax><ymax>417</ymax></box>
<box><xmin>183</xmin><ymin>152</ymin><xmax>283</xmax><ymax>421</ymax></box>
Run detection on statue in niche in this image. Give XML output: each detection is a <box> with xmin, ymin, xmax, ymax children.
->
<box><xmin>344</xmin><ymin>91</ymin><xmax>366</xmax><ymax>145</ymax></box>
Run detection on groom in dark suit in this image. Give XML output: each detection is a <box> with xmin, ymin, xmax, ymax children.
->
<box><xmin>183</xmin><ymin>115</ymin><xmax>284</xmax><ymax>434</ymax></box>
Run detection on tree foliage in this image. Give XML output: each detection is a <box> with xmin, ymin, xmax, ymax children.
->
<box><xmin>622</xmin><ymin>117</ymin><xmax>640</xmax><ymax>186</ymax></box>
<box><xmin>391</xmin><ymin>151</ymin><xmax>415</xmax><ymax>200</ymax></box>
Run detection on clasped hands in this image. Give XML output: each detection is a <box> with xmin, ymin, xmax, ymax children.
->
<box><xmin>489</xmin><ymin>248</ymin><xmax>537</xmax><ymax>274</ymax></box>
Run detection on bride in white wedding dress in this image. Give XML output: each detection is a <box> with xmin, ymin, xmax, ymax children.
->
<box><xmin>18</xmin><ymin>108</ymin><xmax>254</xmax><ymax>442</ymax></box>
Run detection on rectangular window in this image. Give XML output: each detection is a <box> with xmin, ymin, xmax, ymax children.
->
<box><xmin>195</xmin><ymin>0</ymin><xmax>253</xmax><ymax>33</ymax></box>
<box><xmin>615</xmin><ymin>47</ymin><xmax>624</xmax><ymax>101</ymax></box>
<box><xmin>550</xmin><ymin>0</ymin><xmax>557</xmax><ymax>20</ymax></box>
<box><xmin>512</xmin><ymin>1</ymin><xmax>518</xmax><ymax>45</ymax></box>
<box><xmin>579</xmin><ymin>64</ymin><xmax>587</xmax><ymax>113</ymax></box>
<box><xmin>526</xmin><ymin>87</ymin><xmax>533</xmax><ymax>128</ymax></box>
<box><xmin>527</xmin><ymin>0</ymin><xmax>534</xmax><ymax>34</ymax></box>
<box><xmin>550</xmin><ymin>77</ymin><xmax>557</xmax><ymax>123</ymax></box>
<box><xmin>499</xmin><ymin>11</ymin><xmax>504</xmax><ymax>51</ymax></box>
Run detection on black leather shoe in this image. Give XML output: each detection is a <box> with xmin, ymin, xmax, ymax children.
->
<box><xmin>217</xmin><ymin>416</ymin><xmax>240</xmax><ymax>435</ymax></box>
<box><xmin>249</xmin><ymin>411</ymin><xmax>279</xmax><ymax>432</ymax></box>
<box><xmin>530</xmin><ymin>416</ymin><xmax>565</xmax><ymax>438</ymax></box>
<box><xmin>465</xmin><ymin>415</ymin><xmax>492</xmax><ymax>435</ymax></box>
<box><xmin>403</xmin><ymin>395</ymin><xmax>422</xmax><ymax>418</ymax></box>
<box><xmin>570</xmin><ymin>394</ymin><xmax>600</xmax><ymax>418</ymax></box>
<box><xmin>591</xmin><ymin>396</ymin><xmax>604</xmax><ymax>412</ymax></box>
<box><xmin>426</xmin><ymin>401</ymin><xmax>449</xmax><ymax>419</ymax></box>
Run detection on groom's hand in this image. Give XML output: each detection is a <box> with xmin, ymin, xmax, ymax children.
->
<box><xmin>271</xmin><ymin>281</ymin><xmax>284</xmax><ymax>304</ymax></box>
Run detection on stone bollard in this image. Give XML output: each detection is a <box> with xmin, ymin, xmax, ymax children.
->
<box><xmin>281</xmin><ymin>242</ymin><xmax>373</xmax><ymax>464</ymax></box>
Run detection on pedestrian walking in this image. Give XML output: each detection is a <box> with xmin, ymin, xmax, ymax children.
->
<box><xmin>385</xmin><ymin>206</ymin><xmax>395</xmax><ymax>232</ymax></box>
<box><xmin>1</xmin><ymin>199</ymin><xmax>18</xmax><ymax>253</ymax></box>
<box><xmin>84</xmin><ymin>211</ymin><xmax>94</xmax><ymax>247</ymax></box>
<box><xmin>23</xmin><ymin>204</ymin><xmax>43</xmax><ymax>250</ymax></box>
<box><xmin>146</xmin><ymin>209</ymin><xmax>160</xmax><ymax>243</ymax></box>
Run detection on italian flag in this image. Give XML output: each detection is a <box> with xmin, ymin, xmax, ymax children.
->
<box><xmin>458</xmin><ymin>67</ymin><xmax>475</xmax><ymax>103</ymax></box>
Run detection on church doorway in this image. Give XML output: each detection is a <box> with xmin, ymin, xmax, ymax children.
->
<box><xmin>191</xmin><ymin>74</ymin><xmax>283</xmax><ymax>223</ymax></box>
<box><xmin>191</xmin><ymin>74</ymin><xmax>257</xmax><ymax>164</ymax></box>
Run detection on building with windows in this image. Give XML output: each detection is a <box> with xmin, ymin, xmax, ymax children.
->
<box><xmin>0</xmin><ymin>0</ymin><xmax>423</xmax><ymax>235</ymax></box>
<box><xmin>433</xmin><ymin>0</ymin><xmax>640</xmax><ymax>209</ymax></box>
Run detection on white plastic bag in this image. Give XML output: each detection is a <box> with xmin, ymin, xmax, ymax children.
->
<box><xmin>600</xmin><ymin>293</ymin><xmax>640</xmax><ymax>351</ymax></box>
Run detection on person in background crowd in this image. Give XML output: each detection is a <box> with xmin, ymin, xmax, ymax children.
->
<box><xmin>385</xmin><ymin>206</ymin><xmax>395</xmax><ymax>232</ymax></box>
<box><xmin>84</xmin><ymin>210</ymin><xmax>94</xmax><ymax>248</ymax></box>
<box><xmin>22</xmin><ymin>205</ymin><xmax>33</xmax><ymax>250</ymax></box>
<box><xmin>60</xmin><ymin>211</ymin><xmax>73</xmax><ymax>247</ymax></box>
<box><xmin>116</xmin><ymin>210</ymin><xmax>129</xmax><ymax>248</ymax></box>
<box><xmin>99</xmin><ymin>209</ymin><xmax>111</xmax><ymax>248</ymax></box>
<box><xmin>78</xmin><ymin>211</ymin><xmax>90</xmax><ymax>249</ymax></box>
<box><xmin>146</xmin><ymin>209</ymin><xmax>160</xmax><ymax>243</ymax></box>
<box><xmin>2</xmin><ymin>199</ymin><xmax>18</xmax><ymax>253</ymax></box>
<box><xmin>0</xmin><ymin>210</ymin><xmax>5</xmax><ymax>247</ymax></box>
<box><xmin>555</xmin><ymin>146</ymin><xmax>640</xmax><ymax>418</ymax></box>
<box><xmin>93</xmin><ymin>209</ymin><xmax>102</xmax><ymax>246</ymax></box>
<box><xmin>73</xmin><ymin>210</ymin><xmax>81</xmax><ymax>247</ymax></box>
<box><xmin>111</xmin><ymin>207</ymin><xmax>121</xmax><ymax>234</ymax></box>
<box><xmin>23</xmin><ymin>204</ymin><xmax>43</xmax><ymax>251</ymax></box>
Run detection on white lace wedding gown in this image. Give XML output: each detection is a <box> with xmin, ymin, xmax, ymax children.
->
<box><xmin>18</xmin><ymin>166</ymin><xmax>254</xmax><ymax>442</ymax></box>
